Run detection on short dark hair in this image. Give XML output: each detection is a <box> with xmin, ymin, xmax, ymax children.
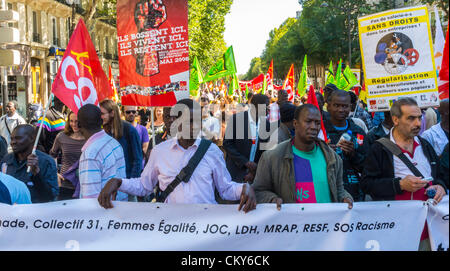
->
<box><xmin>390</xmin><ymin>97</ymin><xmax>418</xmax><ymax>118</ymax></box>
<box><xmin>280</xmin><ymin>102</ymin><xmax>297</xmax><ymax>123</ymax></box>
<box><xmin>324</xmin><ymin>84</ymin><xmax>339</xmax><ymax>101</ymax></box>
<box><xmin>250</xmin><ymin>94</ymin><xmax>269</xmax><ymax>106</ymax></box>
<box><xmin>13</xmin><ymin>124</ymin><xmax>36</xmax><ymax>140</ymax></box>
<box><xmin>294</xmin><ymin>104</ymin><xmax>320</xmax><ymax>120</ymax></box>
<box><xmin>328</xmin><ymin>89</ymin><xmax>350</xmax><ymax>103</ymax></box>
<box><xmin>349</xmin><ymin>91</ymin><xmax>357</xmax><ymax>105</ymax></box>
<box><xmin>78</xmin><ymin>104</ymin><xmax>102</xmax><ymax>131</ymax></box>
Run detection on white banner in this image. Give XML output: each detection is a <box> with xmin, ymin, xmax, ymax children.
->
<box><xmin>358</xmin><ymin>6</ymin><xmax>439</xmax><ymax>112</ymax></box>
<box><xmin>427</xmin><ymin>196</ymin><xmax>449</xmax><ymax>251</ymax></box>
<box><xmin>0</xmin><ymin>199</ymin><xmax>428</xmax><ymax>251</ymax></box>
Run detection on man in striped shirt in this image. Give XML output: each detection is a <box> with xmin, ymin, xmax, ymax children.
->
<box><xmin>77</xmin><ymin>104</ymin><xmax>128</xmax><ymax>201</ymax></box>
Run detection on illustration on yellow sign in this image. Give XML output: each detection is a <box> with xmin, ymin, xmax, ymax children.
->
<box><xmin>374</xmin><ymin>32</ymin><xmax>419</xmax><ymax>75</ymax></box>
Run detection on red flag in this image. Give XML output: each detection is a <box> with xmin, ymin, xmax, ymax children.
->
<box><xmin>282</xmin><ymin>64</ymin><xmax>295</xmax><ymax>102</ymax></box>
<box><xmin>108</xmin><ymin>65</ymin><xmax>120</xmax><ymax>103</ymax></box>
<box><xmin>51</xmin><ymin>19</ymin><xmax>112</xmax><ymax>114</ymax></box>
<box><xmin>307</xmin><ymin>85</ymin><xmax>328</xmax><ymax>142</ymax></box>
<box><xmin>439</xmin><ymin>21</ymin><xmax>449</xmax><ymax>99</ymax></box>
<box><xmin>251</xmin><ymin>74</ymin><xmax>265</xmax><ymax>91</ymax></box>
<box><xmin>266</xmin><ymin>59</ymin><xmax>274</xmax><ymax>89</ymax></box>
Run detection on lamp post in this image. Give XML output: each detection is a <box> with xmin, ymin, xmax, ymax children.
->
<box><xmin>321</xmin><ymin>2</ymin><xmax>353</xmax><ymax>68</ymax></box>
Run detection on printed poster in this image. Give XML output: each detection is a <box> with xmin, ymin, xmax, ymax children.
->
<box><xmin>358</xmin><ymin>6</ymin><xmax>439</xmax><ymax>112</ymax></box>
<box><xmin>117</xmin><ymin>0</ymin><xmax>190</xmax><ymax>106</ymax></box>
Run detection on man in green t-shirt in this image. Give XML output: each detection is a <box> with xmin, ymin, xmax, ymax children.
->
<box><xmin>252</xmin><ymin>104</ymin><xmax>353</xmax><ymax>210</ymax></box>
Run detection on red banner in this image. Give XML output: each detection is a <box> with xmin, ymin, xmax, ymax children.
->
<box><xmin>117</xmin><ymin>0</ymin><xmax>189</xmax><ymax>106</ymax></box>
<box><xmin>439</xmin><ymin>22</ymin><xmax>449</xmax><ymax>100</ymax></box>
<box><xmin>251</xmin><ymin>74</ymin><xmax>265</xmax><ymax>91</ymax></box>
<box><xmin>282</xmin><ymin>64</ymin><xmax>295</xmax><ymax>102</ymax></box>
<box><xmin>51</xmin><ymin>19</ymin><xmax>112</xmax><ymax>114</ymax></box>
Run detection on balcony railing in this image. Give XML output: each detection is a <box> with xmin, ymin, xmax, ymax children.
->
<box><xmin>33</xmin><ymin>32</ymin><xmax>41</xmax><ymax>43</ymax></box>
<box><xmin>113</xmin><ymin>54</ymin><xmax>118</xmax><ymax>60</ymax></box>
<box><xmin>104</xmin><ymin>53</ymin><xmax>112</xmax><ymax>60</ymax></box>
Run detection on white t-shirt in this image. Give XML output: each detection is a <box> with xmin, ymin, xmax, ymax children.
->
<box><xmin>390</xmin><ymin>129</ymin><xmax>432</xmax><ymax>180</ymax></box>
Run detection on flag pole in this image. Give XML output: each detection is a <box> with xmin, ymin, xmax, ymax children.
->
<box><xmin>151</xmin><ymin>107</ymin><xmax>156</xmax><ymax>147</ymax></box>
<box><xmin>27</xmin><ymin>93</ymin><xmax>54</xmax><ymax>173</ymax></box>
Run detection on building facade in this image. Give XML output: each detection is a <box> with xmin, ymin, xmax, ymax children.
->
<box><xmin>3</xmin><ymin>0</ymin><xmax>118</xmax><ymax>119</ymax></box>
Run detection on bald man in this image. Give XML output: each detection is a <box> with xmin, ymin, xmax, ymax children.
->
<box><xmin>1</xmin><ymin>124</ymin><xmax>58</xmax><ymax>203</ymax></box>
<box><xmin>422</xmin><ymin>99</ymin><xmax>449</xmax><ymax>156</ymax></box>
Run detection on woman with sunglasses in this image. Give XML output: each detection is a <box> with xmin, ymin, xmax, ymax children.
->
<box><xmin>50</xmin><ymin>111</ymin><xmax>86</xmax><ymax>200</ymax></box>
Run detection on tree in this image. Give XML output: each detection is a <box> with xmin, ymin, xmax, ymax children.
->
<box><xmin>244</xmin><ymin>57</ymin><xmax>264</xmax><ymax>80</ymax></box>
<box><xmin>188</xmin><ymin>0</ymin><xmax>233</xmax><ymax>73</ymax></box>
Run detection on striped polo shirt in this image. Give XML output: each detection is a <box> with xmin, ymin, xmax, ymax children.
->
<box><xmin>79</xmin><ymin>130</ymin><xmax>127</xmax><ymax>200</ymax></box>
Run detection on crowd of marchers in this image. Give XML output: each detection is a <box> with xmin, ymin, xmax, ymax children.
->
<box><xmin>0</xmin><ymin>84</ymin><xmax>448</xmax><ymax>251</ymax></box>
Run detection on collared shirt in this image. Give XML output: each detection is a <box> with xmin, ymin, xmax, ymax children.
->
<box><xmin>79</xmin><ymin>130</ymin><xmax>127</xmax><ymax>200</ymax></box>
<box><xmin>1</xmin><ymin>150</ymin><xmax>58</xmax><ymax>203</ymax></box>
<box><xmin>390</xmin><ymin>129</ymin><xmax>432</xmax><ymax>180</ymax></box>
<box><xmin>0</xmin><ymin>113</ymin><xmax>26</xmax><ymax>151</ymax></box>
<box><xmin>268</xmin><ymin>103</ymin><xmax>280</xmax><ymax>122</ymax></box>
<box><xmin>421</xmin><ymin>123</ymin><xmax>449</xmax><ymax>156</ymax></box>
<box><xmin>0</xmin><ymin>172</ymin><xmax>31</xmax><ymax>204</ymax></box>
<box><xmin>119</xmin><ymin>137</ymin><xmax>243</xmax><ymax>204</ymax></box>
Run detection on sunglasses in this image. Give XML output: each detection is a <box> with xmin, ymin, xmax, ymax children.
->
<box><xmin>125</xmin><ymin>110</ymin><xmax>137</xmax><ymax>114</ymax></box>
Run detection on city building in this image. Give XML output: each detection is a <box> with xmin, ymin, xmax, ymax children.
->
<box><xmin>2</xmin><ymin>0</ymin><xmax>118</xmax><ymax>119</ymax></box>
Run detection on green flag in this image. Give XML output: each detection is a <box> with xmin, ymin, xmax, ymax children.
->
<box><xmin>343</xmin><ymin>66</ymin><xmax>358</xmax><ymax>91</ymax></box>
<box><xmin>262</xmin><ymin>74</ymin><xmax>267</xmax><ymax>95</ymax></box>
<box><xmin>335</xmin><ymin>59</ymin><xmax>349</xmax><ymax>89</ymax></box>
<box><xmin>325</xmin><ymin>60</ymin><xmax>335</xmax><ymax>86</ymax></box>
<box><xmin>229</xmin><ymin>74</ymin><xmax>239</xmax><ymax>96</ymax></box>
<box><xmin>204</xmin><ymin>46</ymin><xmax>237</xmax><ymax>82</ymax></box>
<box><xmin>189</xmin><ymin>56</ymin><xmax>204</xmax><ymax>97</ymax></box>
<box><xmin>297</xmin><ymin>55</ymin><xmax>308</xmax><ymax>97</ymax></box>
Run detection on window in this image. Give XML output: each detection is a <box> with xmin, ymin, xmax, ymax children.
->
<box><xmin>52</xmin><ymin>18</ymin><xmax>57</xmax><ymax>45</ymax></box>
<box><xmin>105</xmin><ymin>37</ymin><xmax>109</xmax><ymax>54</ymax></box>
<box><xmin>32</xmin><ymin>11</ymin><xmax>41</xmax><ymax>43</ymax></box>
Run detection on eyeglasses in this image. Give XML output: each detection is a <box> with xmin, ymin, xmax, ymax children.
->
<box><xmin>125</xmin><ymin>110</ymin><xmax>137</xmax><ymax>114</ymax></box>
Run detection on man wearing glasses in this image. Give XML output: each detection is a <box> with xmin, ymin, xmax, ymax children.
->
<box><xmin>123</xmin><ymin>106</ymin><xmax>150</xmax><ymax>158</ymax></box>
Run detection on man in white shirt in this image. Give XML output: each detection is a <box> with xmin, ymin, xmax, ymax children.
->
<box><xmin>0</xmin><ymin>101</ymin><xmax>26</xmax><ymax>152</ymax></box>
<box><xmin>422</xmin><ymin>99</ymin><xmax>448</xmax><ymax>156</ymax></box>
<box><xmin>200</xmin><ymin>97</ymin><xmax>220</xmax><ymax>141</ymax></box>
<box><xmin>98</xmin><ymin>99</ymin><xmax>256</xmax><ymax>212</ymax></box>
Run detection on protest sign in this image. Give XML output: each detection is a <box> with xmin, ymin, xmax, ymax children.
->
<box><xmin>0</xmin><ymin>199</ymin><xmax>427</xmax><ymax>251</ymax></box>
<box><xmin>358</xmin><ymin>6</ymin><xmax>439</xmax><ymax>112</ymax></box>
<box><xmin>117</xmin><ymin>0</ymin><xmax>189</xmax><ymax>106</ymax></box>
<box><xmin>427</xmin><ymin>196</ymin><xmax>449</xmax><ymax>251</ymax></box>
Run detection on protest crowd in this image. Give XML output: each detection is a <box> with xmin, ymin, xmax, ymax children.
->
<box><xmin>0</xmin><ymin>82</ymin><xmax>448</xmax><ymax>250</ymax></box>
<box><xmin>0</xmin><ymin>0</ymin><xmax>449</xmax><ymax>252</ymax></box>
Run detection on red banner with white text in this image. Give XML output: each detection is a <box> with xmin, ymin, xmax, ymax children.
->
<box><xmin>117</xmin><ymin>0</ymin><xmax>189</xmax><ymax>106</ymax></box>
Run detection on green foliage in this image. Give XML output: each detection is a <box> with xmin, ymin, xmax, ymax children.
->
<box><xmin>244</xmin><ymin>57</ymin><xmax>264</xmax><ymax>80</ymax></box>
<box><xmin>188</xmin><ymin>0</ymin><xmax>233</xmax><ymax>73</ymax></box>
<box><xmin>260</xmin><ymin>18</ymin><xmax>306</xmax><ymax>79</ymax></box>
<box><xmin>246</xmin><ymin>0</ymin><xmax>449</xmax><ymax>80</ymax></box>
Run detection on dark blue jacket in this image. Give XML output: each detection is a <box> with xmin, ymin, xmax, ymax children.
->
<box><xmin>1</xmin><ymin>150</ymin><xmax>58</xmax><ymax>203</ymax></box>
<box><xmin>117</xmin><ymin>121</ymin><xmax>143</xmax><ymax>178</ymax></box>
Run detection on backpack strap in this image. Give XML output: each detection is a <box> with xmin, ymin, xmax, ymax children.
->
<box><xmin>377</xmin><ymin>137</ymin><xmax>424</xmax><ymax>178</ymax></box>
<box><xmin>156</xmin><ymin>139</ymin><xmax>212</xmax><ymax>202</ymax></box>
